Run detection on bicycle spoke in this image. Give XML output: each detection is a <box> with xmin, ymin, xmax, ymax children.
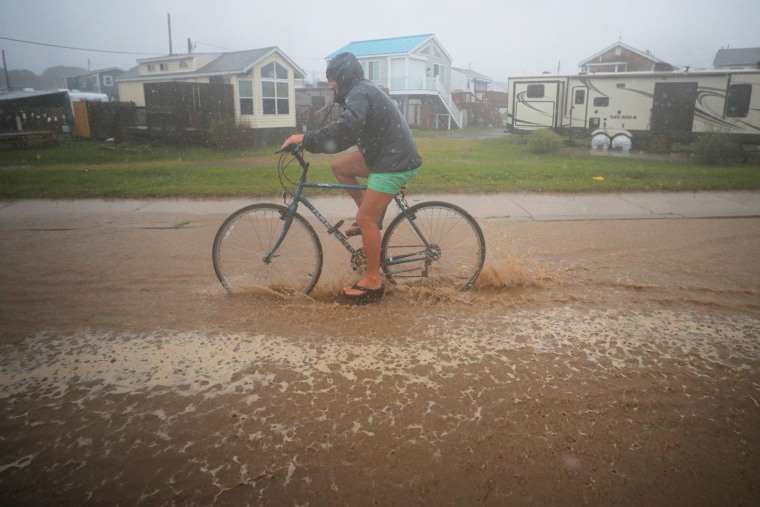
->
<box><xmin>382</xmin><ymin>202</ymin><xmax>485</xmax><ymax>290</ymax></box>
<box><xmin>213</xmin><ymin>204</ymin><xmax>323</xmax><ymax>295</ymax></box>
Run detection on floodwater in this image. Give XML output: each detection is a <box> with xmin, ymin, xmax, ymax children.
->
<box><xmin>1</xmin><ymin>200</ymin><xmax>759</xmax><ymax>505</ymax></box>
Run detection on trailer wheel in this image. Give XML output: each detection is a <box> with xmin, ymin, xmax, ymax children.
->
<box><xmin>591</xmin><ymin>133</ymin><xmax>611</xmax><ymax>151</ymax></box>
<box><xmin>611</xmin><ymin>134</ymin><xmax>632</xmax><ymax>152</ymax></box>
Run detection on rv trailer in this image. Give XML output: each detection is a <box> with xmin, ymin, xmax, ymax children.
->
<box><xmin>507</xmin><ymin>69</ymin><xmax>760</xmax><ymax>148</ymax></box>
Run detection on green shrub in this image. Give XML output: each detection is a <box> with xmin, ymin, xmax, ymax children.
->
<box><xmin>646</xmin><ymin>135</ymin><xmax>672</xmax><ymax>154</ymax></box>
<box><xmin>692</xmin><ymin>133</ymin><xmax>744</xmax><ymax>166</ymax></box>
<box><xmin>527</xmin><ymin>128</ymin><xmax>564</xmax><ymax>154</ymax></box>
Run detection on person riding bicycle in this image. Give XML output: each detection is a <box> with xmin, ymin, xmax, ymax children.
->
<box><xmin>281</xmin><ymin>52</ymin><xmax>422</xmax><ymax>302</ymax></box>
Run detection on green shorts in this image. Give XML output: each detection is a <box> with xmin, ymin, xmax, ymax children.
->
<box><xmin>368</xmin><ymin>168</ymin><xmax>420</xmax><ymax>195</ymax></box>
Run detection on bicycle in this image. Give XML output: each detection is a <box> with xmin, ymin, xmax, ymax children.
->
<box><xmin>212</xmin><ymin>145</ymin><xmax>486</xmax><ymax>296</ymax></box>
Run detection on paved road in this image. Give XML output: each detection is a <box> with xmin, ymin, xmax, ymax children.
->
<box><xmin>1</xmin><ymin>191</ymin><xmax>759</xmax><ymax>505</ymax></box>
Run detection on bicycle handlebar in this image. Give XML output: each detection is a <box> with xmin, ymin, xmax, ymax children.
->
<box><xmin>276</xmin><ymin>143</ymin><xmax>303</xmax><ymax>155</ymax></box>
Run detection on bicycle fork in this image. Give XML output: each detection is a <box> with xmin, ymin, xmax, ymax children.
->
<box><xmin>261</xmin><ymin>204</ymin><xmax>300</xmax><ymax>265</ymax></box>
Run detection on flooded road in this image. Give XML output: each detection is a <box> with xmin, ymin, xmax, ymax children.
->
<box><xmin>1</xmin><ymin>198</ymin><xmax>759</xmax><ymax>505</ymax></box>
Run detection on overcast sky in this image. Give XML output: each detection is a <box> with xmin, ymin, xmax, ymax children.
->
<box><xmin>1</xmin><ymin>0</ymin><xmax>758</xmax><ymax>82</ymax></box>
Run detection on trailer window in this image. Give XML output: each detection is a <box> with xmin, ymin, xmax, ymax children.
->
<box><xmin>527</xmin><ymin>85</ymin><xmax>544</xmax><ymax>98</ymax></box>
<box><xmin>574</xmin><ymin>90</ymin><xmax>585</xmax><ymax>104</ymax></box>
<box><xmin>593</xmin><ymin>97</ymin><xmax>609</xmax><ymax>107</ymax></box>
<box><xmin>726</xmin><ymin>84</ymin><xmax>751</xmax><ymax>118</ymax></box>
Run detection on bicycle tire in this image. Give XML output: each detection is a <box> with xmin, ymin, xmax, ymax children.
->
<box><xmin>381</xmin><ymin>201</ymin><xmax>485</xmax><ymax>291</ymax></box>
<box><xmin>213</xmin><ymin>203</ymin><xmax>323</xmax><ymax>295</ymax></box>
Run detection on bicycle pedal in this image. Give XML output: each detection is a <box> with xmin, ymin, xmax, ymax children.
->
<box><xmin>329</xmin><ymin>219</ymin><xmax>345</xmax><ymax>234</ymax></box>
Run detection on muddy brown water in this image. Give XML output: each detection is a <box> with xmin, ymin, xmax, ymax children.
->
<box><xmin>1</xmin><ymin>201</ymin><xmax>759</xmax><ymax>505</ymax></box>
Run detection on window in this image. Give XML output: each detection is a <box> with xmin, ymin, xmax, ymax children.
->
<box><xmin>262</xmin><ymin>81</ymin><xmax>289</xmax><ymax>115</ymax></box>
<box><xmin>261</xmin><ymin>61</ymin><xmax>288</xmax><ymax>79</ymax></box>
<box><xmin>261</xmin><ymin>62</ymin><xmax>289</xmax><ymax>115</ymax></box>
<box><xmin>593</xmin><ymin>96</ymin><xmax>610</xmax><ymax>107</ymax></box>
<box><xmin>527</xmin><ymin>84</ymin><xmax>544</xmax><ymax>98</ymax></box>
<box><xmin>239</xmin><ymin>79</ymin><xmax>254</xmax><ymax>115</ymax></box>
<box><xmin>574</xmin><ymin>89</ymin><xmax>585</xmax><ymax>104</ymax></box>
<box><xmin>726</xmin><ymin>83</ymin><xmax>751</xmax><ymax>118</ymax></box>
<box><xmin>147</xmin><ymin>64</ymin><xmax>155</xmax><ymax>72</ymax></box>
<box><xmin>159</xmin><ymin>63</ymin><xmax>168</xmax><ymax>71</ymax></box>
<box><xmin>102</xmin><ymin>75</ymin><xmax>113</xmax><ymax>87</ymax></box>
<box><xmin>180</xmin><ymin>60</ymin><xmax>188</xmax><ymax>69</ymax></box>
<box><xmin>362</xmin><ymin>60</ymin><xmax>380</xmax><ymax>81</ymax></box>
<box><xmin>420</xmin><ymin>45</ymin><xmax>441</xmax><ymax>57</ymax></box>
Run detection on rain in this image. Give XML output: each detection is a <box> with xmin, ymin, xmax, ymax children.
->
<box><xmin>1</xmin><ymin>0</ymin><xmax>759</xmax><ymax>505</ymax></box>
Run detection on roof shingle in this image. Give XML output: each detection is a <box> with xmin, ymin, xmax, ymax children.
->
<box><xmin>713</xmin><ymin>47</ymin><xmax>760</xmax><ymax>67</ymax></box>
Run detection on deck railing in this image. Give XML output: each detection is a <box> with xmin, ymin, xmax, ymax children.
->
<box><xmin>389</xmin><ymin>77</ymin><xmax>462</xmax><ymax>128</ymax></box>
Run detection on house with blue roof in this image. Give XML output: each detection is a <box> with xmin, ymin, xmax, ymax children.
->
<box><xmin>326</xmin><ymin>34</ymin><xmax>462</xmax><ymax>129</ymax></box>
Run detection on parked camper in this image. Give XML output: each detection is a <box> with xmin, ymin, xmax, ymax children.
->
<box><xmin>507</xmin><ymin>70</ymin><xmax>760</xmax><ymax>148</ymax></box>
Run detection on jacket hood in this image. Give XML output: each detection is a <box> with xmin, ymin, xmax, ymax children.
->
<box><xmin>326</xmin><ymin>52</ymin><xmax>364</xmax><ymax>103</ymax></box>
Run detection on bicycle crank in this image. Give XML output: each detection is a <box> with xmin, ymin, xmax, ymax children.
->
<box><xmin>350</xmin><ymin>248</ymin><xmax>367</xmax><ymax>273</ymax></box>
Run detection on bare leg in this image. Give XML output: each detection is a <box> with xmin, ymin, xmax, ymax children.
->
<box><xmin>331</xmin><ymin>151</ymin><xmax>369</xmax><ymax>207</ymax></box>
<box><xmin>344</xmin><ymin>188</ymin><xmax>395</xmax><ymax>295</ymax></box>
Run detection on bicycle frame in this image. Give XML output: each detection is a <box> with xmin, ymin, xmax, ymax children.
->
<box><xmin>264</xmin><ymin>148</ymin><xmax>435</xmax><ymax>272</ymax></box>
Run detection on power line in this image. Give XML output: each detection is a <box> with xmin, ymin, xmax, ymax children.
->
<box><xmin>192</xmin><ymin>41</ymin><xmax>239</xmax><ymax>52</ymax></box>
<box><xmin>0</xmin><ymin>36</ymin><xmax>162</xmax><ymax>56</ymax></box>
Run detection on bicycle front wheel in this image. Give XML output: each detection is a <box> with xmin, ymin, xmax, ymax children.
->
<box><xmin>213</xmin><ymin>204</ymin><xmax>323</xmax><ymax>295</ymax></box>
<box><xmin>381</xmin><ymin>201</ymin><xmax>485</xmax><ymax>291</ymax></box>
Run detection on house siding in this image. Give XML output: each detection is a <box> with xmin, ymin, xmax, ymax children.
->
<box><xmin>234</xmin><ymin>54</ymin><xmax>297</xmax><ymax>129</ymax></box>
<box><xmin>580</xmin><ymin>43</ymin><xmax>673</xmax><ymax>73</ymax></box>
<box><xmin>117</xmin><ymin>51</ymin><xmax>299</xmax><ymax>130</ymax></box>
<box><xmin>330</xmin><ymin>34</ymin><xmax>461</xmax><ymax>128</ymax></box>
<box><xmin>588</xmin><ymin>47</ymin><xmax>658</xmax><ymax>72</ymax></box>
<box><xmin>412</xmin><ymin>40</ymin><xmax>451</xmax><ymax>91</ymax></box>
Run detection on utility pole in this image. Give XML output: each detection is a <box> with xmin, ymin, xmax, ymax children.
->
<box><xmin>2</xmin><ymin>49</ymin><xmax>11</xmax><ymax>91</ymax></box>
<box><xmin>187</xmin><ymin>38</ymin><xmax>192</xmax><ymax>54</ymax></box>
<box><xmin>167</xmin><ymin>13</ymin><xmax>173</xmax><ymax>55</ymax></box>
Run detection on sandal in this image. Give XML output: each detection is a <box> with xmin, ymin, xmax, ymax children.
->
<box><xmin>342</xmin><ymin>284</ymin><xmax>385</xmax><ymax>303</ymax></box>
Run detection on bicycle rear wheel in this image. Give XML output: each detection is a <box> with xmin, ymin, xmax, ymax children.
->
<box><xmin>213</xmin><ymin>203</ymin><xmax>323</xmax><ymax>295</ymax></box>
<box><xmin>381</xmin><ymin>201</ymin><xmax>485</xmax><ymax>290</ymax></box>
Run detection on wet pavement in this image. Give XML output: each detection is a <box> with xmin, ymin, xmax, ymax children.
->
<box><xmin>1</xmin><ymin>193</ymin><xmax>759</xmax><ymax>505</ymax></box>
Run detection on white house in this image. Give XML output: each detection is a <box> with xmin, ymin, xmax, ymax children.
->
<box><xmin>116</xmin><ymin>47</ymin><xmax>305</xmax><ymax>133</ymax></box>
<box><xmin>326</xmin><ymin>34</ymin><xmax>462</xmax><ymax>129</ymax></box>
<box><xmin>451</xmin><ymin>67</ymin><xmax>492</xmax><ymax>99</ymax></box>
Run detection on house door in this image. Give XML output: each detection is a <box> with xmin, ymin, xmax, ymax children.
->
<box><xmin>407</xmin><ymin>99</ymin><xmax>421</xmax><ymax>127</ymax></box>
<box><xmin>433</xmin><ymin>64</ymin><xmax>444</xmax><ymax>86</ymax></box>
<box><xmin>651</xmin><ymin>82</ymin><xmax>698</xmax><ymax>134</ymax></box>
<box><xmin>391</xmin><ymin>58</ymin><xmax>406</xmax><ymax>90</ymax></box>
<box><xmin>569</xmin><ymin>86</ymin><xmax>588</xmax><ymax>128</ymax></box>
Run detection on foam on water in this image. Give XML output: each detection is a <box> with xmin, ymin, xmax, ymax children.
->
<box><xmin>2</xmin><ymin>308</ymin><xmax>757</xmax><ymax>400</ymax></box>
<box><xmin>2</xmin><ymin>306</ymin><xmax>758</xmax><ymax>505</ymax></box>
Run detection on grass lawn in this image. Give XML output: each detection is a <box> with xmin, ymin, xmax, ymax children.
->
<box><xmin>1</xmin><ymin>131</ymin><xmax>758</xmax><ymax>198</ymax></box>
